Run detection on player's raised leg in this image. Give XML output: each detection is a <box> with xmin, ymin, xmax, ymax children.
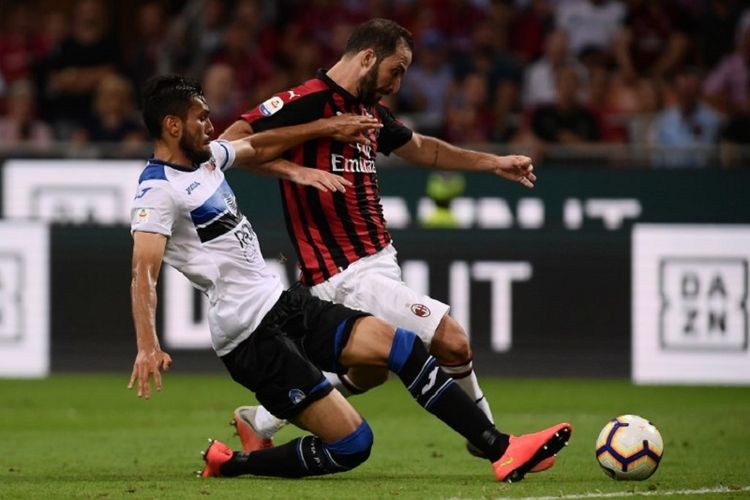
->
<box><xmin>338</xmin><ymin>316</ymin><xmax>572</xmax><ymax>482</ymax></box>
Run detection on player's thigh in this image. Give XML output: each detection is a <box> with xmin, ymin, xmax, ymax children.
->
<box><xmin>349</xmin><ymin>273</ymin><xmax>449</xmax><ymax>346</ymax></box>
<box><xmin>283</xmin><ymin>289</ymin><xmax>373</xmax><ymax>373</ymax></box>
<box><xmin>338</xmin><ymin>315</ymin><xmax>395</xmax><ymax>367</ymax></box>
<box><xmin>220</xmin><ymin>329</ymin><xmax>333</xmax><ymax>421</ymax></box>
<box><xmin>292</xmin><ymin>389</ymin><xmax>363</xmax><ymax>443</ymax></box>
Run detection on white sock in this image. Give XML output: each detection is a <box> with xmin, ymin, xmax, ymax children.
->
<box><xmin>254</xmin><ymin>405</ymin><xmax>287</xmax><ymax>439</ymax></box>
<box><xmin>441</xmin><ymin>362</ymin><xmax>495</xmax><ymax>424</ymax></box>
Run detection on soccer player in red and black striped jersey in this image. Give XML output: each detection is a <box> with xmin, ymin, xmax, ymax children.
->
<box><xmin>222</xmin><ymin>18</ymin><xmax>538</xmax><ymax>459</ymax></box>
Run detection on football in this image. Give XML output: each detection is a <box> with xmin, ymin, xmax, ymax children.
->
<box><xmin>595</xmin><ymin>415</ymin><xmax>664</xmax><ymax>480</ymax></box>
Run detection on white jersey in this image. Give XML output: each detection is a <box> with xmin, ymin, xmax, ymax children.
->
<box><xmin>130</xmin><ymin>140</ymin><xmax>283</xmax><ymax>356</ymax></box>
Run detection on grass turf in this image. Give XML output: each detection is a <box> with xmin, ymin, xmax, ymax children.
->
<box><xmin>1</xmin><ymin>375</ymin><xmax>749</xmax><ymax>499</ymax></box>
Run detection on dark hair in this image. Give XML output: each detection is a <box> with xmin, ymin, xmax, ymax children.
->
<box><xmin>344</xmin><ymin>18</ymin><xmax>414</xmax><ymax>60</ymax></box>
<box><xmin>141</xmin><ymin>75</ymin><xmax>204</xmax><ymax>139</ymax></box>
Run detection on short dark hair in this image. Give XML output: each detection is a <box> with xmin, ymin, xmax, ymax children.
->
<box><xmin>344</xmin><ymin>18</ymin><xmax>414</xmax><ymax>60</ymax></box>
<box><xmin>141</xmin><ymin>75</ymin><xmax>204</xmax><ymax>139</ymax></box>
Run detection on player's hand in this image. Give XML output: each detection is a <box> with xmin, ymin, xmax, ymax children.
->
<box><xmin>289</xmin><ymin>168</ymin><xmax>353</xmax><ymax>193</ymax></box>
<box><xmin>128</xmin><ymin>347</ymin><xmax>173</xmax><ymax>399</ymax></box>
<box><xmin>325</xmin><ymin>114</ymin><xmax>382</xmax><ymax>145</ymax></box>
<box><xmin>488</xmin><ymin>154</ymin><xmax>537</xmax><ymax>188</ymax></box>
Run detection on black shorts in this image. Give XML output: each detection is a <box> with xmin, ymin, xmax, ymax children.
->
<box><xmin>220</xmin><ymin>287</ymin><xmax>370</xmax><ymax>420</ymax></box>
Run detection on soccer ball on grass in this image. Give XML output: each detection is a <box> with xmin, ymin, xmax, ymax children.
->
<box><xmin>595</xmin><ymin>414</ymin><xmax>663</xmax><ymax>480</ymax></box>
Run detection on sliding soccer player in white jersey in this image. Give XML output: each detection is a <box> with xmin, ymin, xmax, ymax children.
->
<box><xmin>129</xmin><ymin>75</ymin><xmax>571</xmax><ymax>482</ymax></box>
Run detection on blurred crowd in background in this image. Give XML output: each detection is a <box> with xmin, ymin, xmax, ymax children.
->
<box><xmin>1</xmin><ymin>0</ymin><xmax>749</xmax><ymax>166</ymax></box>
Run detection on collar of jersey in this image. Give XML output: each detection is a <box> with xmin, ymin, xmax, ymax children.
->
<box><xmin>317</xmin><ymin>68</ymin><xmax>360</xmax><ymax>105</ymax></box>
<box><xmin>148</xmin><ymin>156</ymin><xmax>199</xmax><ymax>172</ymax></box>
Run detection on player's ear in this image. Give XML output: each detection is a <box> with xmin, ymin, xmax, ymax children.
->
<box><xmin>361</xmin><ymin>48</ymin><xmax>377</xmax><ymax>71</ymax></box>
<box><xmin>163</xmin><ymin>115</ymin><xmax>182</xmax><ymax>139</ymax></box>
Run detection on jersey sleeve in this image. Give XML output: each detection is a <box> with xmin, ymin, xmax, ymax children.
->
<box><xmin>130</xmin><ymin>181</ymin><xmax>177</xmax><ymax>237</ymax></box>
<box><xmin>209</xmin><ymin>139</ymin><xmax>237</xmax><ymax>171</ymax></box>
<box><xmin>375</xmin><ymin>103</ymin><xmax>414</xmax><ymax>156</ymax></box>
<box><xmin>241</xmin><ymin>87</ymin><xmax>328</xmax><ymax>132</ymax></box>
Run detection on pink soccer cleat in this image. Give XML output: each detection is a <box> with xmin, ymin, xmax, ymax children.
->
<box><xmin>198</xmin><ymin>439</ymin><xmax>233</xmax><ymax>478</ymax></box>
<box><xmin>232</xmin><ymin>406</ymin><xmax>274</xmax><ymax>452</ymax></box>
<box><xmin>492</xmin><ymin>423</ymin><xmax>572</xmax><ymax>483</ymax></box>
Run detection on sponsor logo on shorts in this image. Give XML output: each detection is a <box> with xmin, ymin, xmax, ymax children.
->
<box><xmin>288</xmin><ymin>388</ymin><xmax>306</xmax><ymax>405</ymax></box>
<box><xmin>410</xmin><ymin>303</ymin><xmax>431</xmax><ymax>317</ymax></box>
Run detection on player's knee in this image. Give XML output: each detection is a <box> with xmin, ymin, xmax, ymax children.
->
<box><xmin>347</xmin><ymin>366</ymin><xmax>389</xmax><ymax>391</ymax></box>
<box><xmin>431</xmin><ymin>315</ymin><xmax>472</xmax><ymax>364</ymax></box>
<box><xmin>323</xmin><ymin>420</ymin><xmax>374</xmax><ymax>471</ymax></box>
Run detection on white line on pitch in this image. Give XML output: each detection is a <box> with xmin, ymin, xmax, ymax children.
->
<box><xmin>512</xmin><ymin>485</ymin><xmax>750</xmax><ymax>500</ymax></box>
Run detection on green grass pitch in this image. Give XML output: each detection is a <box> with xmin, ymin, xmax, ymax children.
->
<box><xmin>1</xmin><ymin>375</ymin><xmax>749</xmax><ymax>499</ymax></box>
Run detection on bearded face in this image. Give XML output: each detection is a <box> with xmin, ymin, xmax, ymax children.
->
<box><xmin>179</xmin><ymin>124</ymin><xmax>212</xmax><ymax>165</ymax></box>
<box><xmin>357</xmin><ymin>59</ymin><xmax>382</xmax><ymax>106</ymax></box>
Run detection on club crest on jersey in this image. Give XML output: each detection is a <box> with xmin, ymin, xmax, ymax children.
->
<box><xmin>259</xmin><ymin>96</ymin><xmax>284</xmax><ymax>116</ymax></box>
<box><xmin>206</xmin><ymin>158</ymin><xmax>217</xmax><ymax>171</ymax></box>
<box><xmin>288</xmin><ymin>388</ymin><xmax>306</xmax><ymax>405</ymax></box>
<box><xmin>410</xmin><ymin>304</ymin><xmax>431</xmax><ymax>317</ymax></box>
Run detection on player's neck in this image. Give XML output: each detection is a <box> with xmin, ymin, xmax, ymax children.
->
<box><xmin>326</xmin><ymin>60</ymin><xmax>361</xmax><ymax>99</ymax></box>
<box><xmin>153</xmin><ymin>140</ymin><xmax>192</xmax><ymax>169</ymax></box>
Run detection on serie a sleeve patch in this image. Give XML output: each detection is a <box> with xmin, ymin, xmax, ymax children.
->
<box><xmin>259</xmin><ymin>96</ymin><xmax>284</xmax><ymax>116</ymax></box>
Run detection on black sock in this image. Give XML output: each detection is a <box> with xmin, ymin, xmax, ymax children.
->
<box><xmin>220</xmin><ymin>422</ymin><xmax>373</xmax><ymax>477</ymax></box>
<box><xmin>387</xmin><ymin>328</ymin><xmax>509</xmax><ymax>461</ymax></box>
<box><xmin>220</xmin><ymin>436</ymin><xmax>332</xmax><ymax>478</ymax></box>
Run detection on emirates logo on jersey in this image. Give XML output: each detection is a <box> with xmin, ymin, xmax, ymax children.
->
<box><xmin>410</xmin><ymin>304</ymin><xmax>431</xmax><ymax>318</ymax></box>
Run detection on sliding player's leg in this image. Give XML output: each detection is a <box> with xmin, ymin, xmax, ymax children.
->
<box><xmin>231</xmin><ymin>291</ymin><xmax>571</xmax><ymax>482</ymax></box>
<box><xmin>202</xmin><ymin>323</ymin><xmax>373</xmax><ymax>478</ymax></box>
<box><xmin>233</xmin><ymin>365</ymin><xmax>386</xmax><ymax>451</ymax></box>
<box><xmin>204</xmin><ymin>390</ymin><xmax>374</xmax><ymax>478</ymax></box>
<box><xmin>336</xmin><ymin>315</ymin><xmax>572</xmax><ymax>482</ymax></box>
<box><xmin>314</xmin><ymin>249</ymin><xmax>499</xmax><ymax>447</ymax></box>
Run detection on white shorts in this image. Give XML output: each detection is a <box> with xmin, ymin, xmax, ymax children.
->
<box><xmin>309</xmin><ymin>244</ymin><xmax>450</xmax><ymax>345</ymax></box>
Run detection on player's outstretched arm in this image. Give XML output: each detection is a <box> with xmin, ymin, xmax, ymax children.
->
<box><xmin>394</xmin><ymin>133</ymin><xmax>537</xmax><ymax>189</ymax></box>
<box><xmin>224</xmin><ymin>114</ymin><xmax>382</xmax><ymax>168</ymax></box>
<box><xmin>251</xmin><ymin>158</ymin><xmax>353</xmax><ymax>193</ymax></box>
<box><xmin>129</xmin><ymin>231</ymin><xmax>173</xmax><ymax>400</ymax></box>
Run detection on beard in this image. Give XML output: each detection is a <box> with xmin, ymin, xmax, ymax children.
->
<box><xmin>357</xmin><ymin>62</ymin><xmax>381</xmax><ymax>106</ymax></box>
<box><xmin>180</xmin><ymin>132</ymin><xmax>211</xmax><ymax>165</ymax></box>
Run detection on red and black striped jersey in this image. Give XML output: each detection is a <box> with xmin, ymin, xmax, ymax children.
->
<box><xmin>241</xmin><ymin>70</ymin><xmax>413</xmax><ymax>285</ymax></box>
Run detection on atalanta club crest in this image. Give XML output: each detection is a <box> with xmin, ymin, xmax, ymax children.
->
<box><xmin>288</xmin><ymin>388</ymin><xmax>306</xmax><ymax>405</ymax></box>
<box><xmin>410</xmin><ymin>303</ymin><xmax>431</xmax><ymax>317</ymax></box>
